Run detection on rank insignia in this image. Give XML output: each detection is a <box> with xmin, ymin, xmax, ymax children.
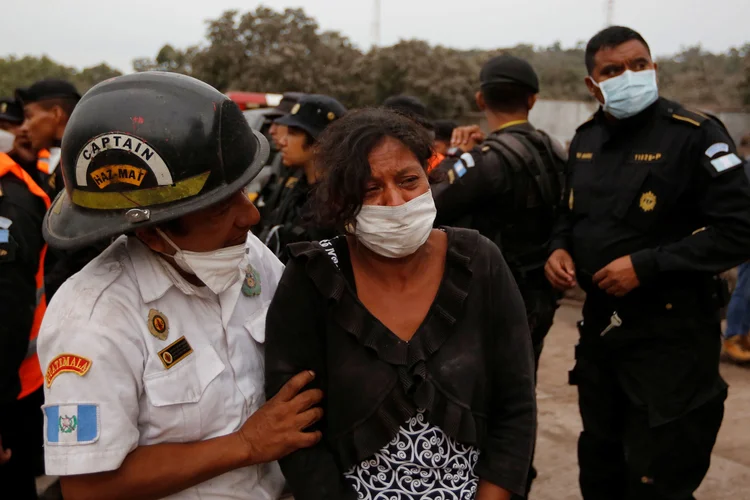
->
<box><xmin>158</xmin><ymin>336</ymin><xmax>193</xmax><ymax>369</ymax></box>
<box><xmin>242</xmin><ymin>264</ymin><xmax>262</xmax><ymax>297</ymax></box>
<box><xmin>568</xmin><ymin>189</ymin><xmax>574</xmax><ymax>211</ymax></box>
<box><xmin>639</xmin><ymin>191</ymin><xmax>656</xmax><ymax>212</ymax></box>
<box><xmin>447</xmin><ymin>169</ymin><xmax>456</xmax><ymax>185</ymax></box>
<box><xmin>291</xmin><ymin>103</ymin><xmax>301</xmax><ymax>115</ymax></box>
<box><xmin>147</xmin><ymin>309</ymin><xmax>169</xmax><ymax>341</ymax></box>
<box><xmin>46</xmin><ymin>354</ymin><xmax>92</xmax><ymax>387</ymax></box>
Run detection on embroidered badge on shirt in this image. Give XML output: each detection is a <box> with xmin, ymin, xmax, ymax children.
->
<box><xmin>44</xmin><ymin>404</ymin><xmax>99</xmax><ymax>445</ymax></box>
<box><xmin>46</xmin><ymin>354</ymin><xmax>92</xmax><ymax>387</ymax></box>
<box><xmin>705</xmin><ymin>143</ymin><xmax>729</xmax><ymax>158</ymax></box>
<box><xmin>0</xmin><ymin>229</ymin><xmax>8</xmax><ymax>243</ymax></box>
<box><xmin>632</xmin><ymin>153</ymin><xmax>663</xmax><ymax>162</ymax></box>
<box><xmin>447</xmin><ymin>169</ymin><xmax>456</xmax><ymax>184</ymax></box>
<box><xmin>242</xmin><ymin>264</ymin><xmax>262</xmax><ymax>297</ymax></box>
<box><xmin>710</xmin><ymin>153</ymin><xmax>742</xmax><ymax>173</ymax></box>
<box><xmin>453</xmin><ymin>160</ymin><xmax>467</xmax><ymax>178</ymax></box>
<box><xmin>639</xmin><ymin>191</ymin><xmax>657</xmax><ymax>212</ymax></box>
<box><xmin>576</xmin><ymin>152</ymin><xmax>593</xmax><ymax>160</ymax></box>
<box><xmin>0</xmin><ymin>216</ymin><xmax>12</xmax><ymax>229</ymax></box>
<box><xmin>568</xmin><ymin>189</ymin><xmax>574</xmax><ymax>211</ymax></box>
<box><xmin>158</xmin><ymin>336</ymin><xmax>193</xmax><ymax>369</ymax></box>
<box><xmin>147</xmin><ymin>309</ymin><xmax>169</xmax><ymax>341</ymax></box>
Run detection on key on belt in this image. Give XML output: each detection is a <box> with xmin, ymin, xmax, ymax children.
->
<box><xmin>600</xmin><ymin>311</ymin><xmax>622</xmax><ymax>336</ymax></box>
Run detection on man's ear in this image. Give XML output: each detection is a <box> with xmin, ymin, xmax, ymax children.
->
<box><xmin>52</xmin><ymin>106</ymin><xmax>69</xmax><ymax>139</ymax></box>
<box><xmin>134</xmin><ymin>227</ymin><xmax>172</xmax><ymax>255</ymax></box>
<box><xmin>585</xmin><ymin>76</ymin><xmax>604</xmax><ymax>105</ymax></box>
<box><xmin>475</xmin><ymin>91</ymin><xmax>486</xmax><ymax>111</ymax></box>
<box><xmin>528</xmin><ymin>93</ymin><xmax>538</xmax><ymax>111</ymax></box>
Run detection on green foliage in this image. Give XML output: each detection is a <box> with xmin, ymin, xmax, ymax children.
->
<box><xmin>0</xmin><ymin>56</ymin><xmax>121</xmax><ymax>98</ymax></box>
<box><xmin>133</xmin><ymin>7</ymin><xmax>749</xmax><ymax>117</ymax></box>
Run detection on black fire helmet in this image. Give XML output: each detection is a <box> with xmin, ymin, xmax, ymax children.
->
<box><xmin>43</xmin><ymin>72</ymin><xmax>269</xmax><ymax>250</ymax></box>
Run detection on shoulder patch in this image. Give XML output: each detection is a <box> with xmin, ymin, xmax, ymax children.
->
<box><xmin>0</xmin><ymin>216</ymin><xmax>11</xmax><ymax>229</ymax></box>
<box><xmin>44</xmin><ymin>403</ymin><xmax>100</xmax><ymax>445</ymax></box>
<box><xmin>710</xmin><ymin>153</ymin><xmax>743</xmax><ymax>173</ymax></box>
<box><xmin>46</xmin><ymin>354</ymin><xmax>93</xmax><ymax>387</ymax></box>
<box><xmin>705</xmin><ymin>143</ymin><xmax>730</xmax><ymax>158</ymax></box>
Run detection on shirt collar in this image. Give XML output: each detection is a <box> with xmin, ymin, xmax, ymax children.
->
<box><xmin>495</xmin><ymin>119</ymin><xmax>530</xmax><ymax>132</ymax></box>
<box><xmin>127</xmin><ymin>237</ymin><xmax>201</xmax><ymax>303</ymax></box>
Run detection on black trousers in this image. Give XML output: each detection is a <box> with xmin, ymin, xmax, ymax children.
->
<box><xmin>513</xmin><ymin>273</ymin><xmax>560</xmax><ymax>499</ymax></box>
<box><xmin>572</xmin><ymin>303</ymin><xmax>726</xmax><ymax>500</ymax></box>
<box><xmin>0</xmin><ymin>388</ymin><xmax>44</xmax><ymax>500</ymax></box>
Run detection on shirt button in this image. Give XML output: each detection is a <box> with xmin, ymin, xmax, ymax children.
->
<box><xmin>665</xmin><ymin>303</ymin><xmax>673</xmax><ymax>310</ymax></box>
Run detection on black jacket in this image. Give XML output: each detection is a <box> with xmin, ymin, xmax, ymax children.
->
<box><xmin>264</xmin><ymin>227</ymin><xmax>536</xmax><ymax>498</ymax></box>
<box><xmin>553</xmin><ymin>99</ymin><xmax>750</xmax><ymax>304</ymax></box>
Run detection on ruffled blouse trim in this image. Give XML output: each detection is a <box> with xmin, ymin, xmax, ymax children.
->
<box><xmin>287</xmin><ymin>227</ymin><xmax>484</xmax><ymax>468</ymax></box>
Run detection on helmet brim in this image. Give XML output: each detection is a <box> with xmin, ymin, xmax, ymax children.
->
<box><xmin>43</xmin><ymin>129</ymin><xmax>270</xmax><ymax>251</ymax></box>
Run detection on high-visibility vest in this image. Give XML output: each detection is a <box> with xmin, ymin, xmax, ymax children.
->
<box><xmin>427</xmin><ymin>152</ymin><xmax>445</xmax><ymax>173</ymax></box>
<box><xmin>0</xmin><ymin>153</ymin><xmax>51</xmax><ymax>399</ymax></box>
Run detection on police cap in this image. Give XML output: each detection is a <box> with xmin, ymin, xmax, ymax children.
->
<box><xmin>16</xmin><ymin>79</ymin><xmax>81</xmax><ymax>104</ymax></box>
<box><xmin>275</xmin><ymin>94</ymin><xmax>347</xmax><ymax>139</ymax></box>
<box><xmin>267</xmin><ymin>92</ymin><xmax>305</xmax><ymax>120</ymax></box>
<box><xmin>43</xmin><ymin>72</ymin><xmax>269</xmax><ymax>250</ymax></box>
<box><xmin>480</xmin><ymin>54</ymin><xmax>540</xmax><ymax>93</ymax></box>
<box><xmin>0</xmin><ymin>97</ymin><xmax>24</xmax><ymax>124</ymax></box>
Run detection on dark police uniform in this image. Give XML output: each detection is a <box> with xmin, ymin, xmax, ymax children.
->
<box><xmin>258</xmin><ymin>94</ymin><xmax>346</xmax><ymax>260</ymax></box>
<box><xmin>434</xmin><ymin>120</ymin><xmax>566</xmax><ymax>364</ymax></box>
<box><xmin>553</xmin><ymin>97</ymin><xmax>750</xmax><ymax>499</ymax></box>
<box><xmin>0</xmin><ymin>156</ymin><xmax>47</xmax><ymax>500</ymax></box>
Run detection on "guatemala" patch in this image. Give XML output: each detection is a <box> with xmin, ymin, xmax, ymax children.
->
<box><xmin>44</xmin><ymin>404</ymin><xmax>99</xmax><ymax>445</ymax></box>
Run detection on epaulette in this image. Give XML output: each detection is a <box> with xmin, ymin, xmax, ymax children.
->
<box><xmin>668</xmin><ymin>106</ymin><xmax>709</xmax><ymax>128</ymax></box>
<box><xmin>575</xmin><ymin>113</ymin><xmax>597</xmax><ymax>131</ymax></box>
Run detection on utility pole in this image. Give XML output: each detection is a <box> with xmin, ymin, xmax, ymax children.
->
<box><xmin>606</xmin><ymin>0</ymin><xmax>615</xmax><ymax>26</ymax></box>
<box><xmin>371</xmin><ymin>0</ymin><xmax>381</xmax><ymax>50</ymax></box>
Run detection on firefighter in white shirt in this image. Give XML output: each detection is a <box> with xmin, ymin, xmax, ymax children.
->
<box><xmin>37</xmin><ymin>72</ymin><xmax>323</xmax><ymax>500</ymax></box>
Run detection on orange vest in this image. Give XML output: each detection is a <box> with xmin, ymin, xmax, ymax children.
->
<box><xmin>0</xmin><ymin>153</ymin><xmax>51</xmax><ymax>399</ymax></box>
<box><xmin>37</xmin><ymin>149</ymin><xmax>53</xmax><ymax>175</ymax></box>
<box><xmin>427</xmin><ymin>152</ymin><xmax>445</xmax><ymax>173</ymax></box>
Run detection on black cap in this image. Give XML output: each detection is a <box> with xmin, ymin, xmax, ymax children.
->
<box><xmin>0</xmin><ymin>97</ymin><xmax>24</xmax><ymax>124</ymax></box>
<box><xmin>275</xmin><ymin>94</ymin><xmax>347</xmax><ymax>139</ymax></box>
<box><xmin>267</xmin><ymin>92</ymin><xmax>305</xmax><ymax>120</ymax></box>
<box><xmin>433</xmin><ymin>119</ymin><xmax>457</xmax><ymax>142</ymax></box>
<box><xmin>480</xmin><ymin>55</ymin><xmax>540</xmax><ymax>93</ymax></box>
<box><xmin>16</xmin><ymin>79</ymin><xmax>81</xmax><ymax>105</ymax></box>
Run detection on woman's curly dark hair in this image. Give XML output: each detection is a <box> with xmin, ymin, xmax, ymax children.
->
<box><xmin>313</xmin><ymin>108</ymin><xmax>436</xmax><ymax>232</ymax></box>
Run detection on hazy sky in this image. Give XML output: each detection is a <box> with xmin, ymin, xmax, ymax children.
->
<box><xmin>3</xmin><ymin>0</ymin><xmax>749</xmax><ymax>73</ymax></box>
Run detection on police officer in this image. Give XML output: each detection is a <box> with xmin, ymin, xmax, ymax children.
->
<box><xmin>16</xmin><ymin>79</ymin><xmax>80</xmax><ymax>198</ymax></box>
<box><xmin>38</xmin><ymin>72</ymin><xmax>323</xmax><ymax>499</ymax></box>
<box><xmin>432</xmin><ymin>54</ymin><xmax>566</xmax><ymax>498</ymax></box>
<box><xmin>0</xmin><ymin>97</ymin><xmax>50</xmax><ymax>500</ymax></box>
<box><xmin>259</xmin><ymin>94</ymin><xmax>346</xmax><ymax>258</ymax></box>
<box><xmin>545</xmin><ymin>26</ymin><xmax>750</xmax><ymax>500</ymax></box>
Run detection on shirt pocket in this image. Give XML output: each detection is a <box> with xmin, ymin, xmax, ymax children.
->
<box><xmin>241</xmin><ymin>305</ymin><xmax>269</xmax><ymax>413</ymax></box>
<box><xmin>613</xmin><ymin>161</ymin><xmax>670</xmax><ymax>233</ymax></box>
<box><xmin>143</xmin><ymin>345</ymin><xmax>225</xmax><ymax>443</ymax></box>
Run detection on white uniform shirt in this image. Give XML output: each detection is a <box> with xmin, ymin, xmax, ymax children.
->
<box><xmin>38</xmin><ymin>233</ymin><xmax>286</xmax><ymax>499</ymax></box>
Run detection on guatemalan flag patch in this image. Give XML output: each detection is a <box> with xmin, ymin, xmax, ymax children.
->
<box><xmin>44</xmin><ymin>404</ymin><xmax>99</xmax><ymax>445</ymax></box>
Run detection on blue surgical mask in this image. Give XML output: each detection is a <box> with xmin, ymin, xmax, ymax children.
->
<box><xmin>591</xmin><ymin>69</ymin><xmax>659</xmax><ymax>119</ymax></box>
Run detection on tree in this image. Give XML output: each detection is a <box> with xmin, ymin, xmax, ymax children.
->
<box><xmin>0</xmin><ymin>56</ymin><xmax>121</xmax><ymax>98</ymax></box>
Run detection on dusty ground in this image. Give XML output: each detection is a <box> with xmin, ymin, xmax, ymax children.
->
<box><xmin>531</xmin><ymin>302</ymin><xmax>750</xmax><ymax>500</ymax></box>
<box><xmin>38</xmin><ymin>301</ymin><xmax>749</xmax><ymax>499</ymax></box>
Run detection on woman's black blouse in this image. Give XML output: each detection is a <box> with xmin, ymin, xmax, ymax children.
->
<box><xmin>264</xmin><ymin>227</ymin><xmax>536</xmax><ymax>499</ymax></box>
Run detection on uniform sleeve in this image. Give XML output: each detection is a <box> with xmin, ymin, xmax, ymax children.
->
<box><xmin>0</xmin><ymin>189</ymin><xmax>44</xmax><ymax>413</ymax></box>
<box><xmin>39</xmin><ymin>282</ymin><xmax>146</xmax><ymax>476</ymax></box>
<box><xmin>475</xmin><ymin>241</ymin><xmax>536</xmax><ymax>495</ymax></box>
<box><xmin>264</xmin><ymin>260</ymin><xmax>356</xmax><ymax>500</ymax></box>
<box><xmin>630</xmin><ymin>121</ymin><xmax>750</xmax><ymax>282</ymax></box>
<box><xmin>433</xmin><ymin>148</ymin><xmax>508</xmax><ymax>226</ymax></box>
<box><xmin>549</xmin><ymin>137</ymin><xmax>577</xmax><ymax>253</ymax></box>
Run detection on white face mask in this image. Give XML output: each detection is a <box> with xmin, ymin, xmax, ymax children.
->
<box><xmin>0</xmin><ymin>129</ymin><xmax>15</xmax><ymax>153</ymax></box>
<box><xmin>155</xmin><ymin>229</ymin><xmax>246</xmax><ymax>295</ymax></box>
<box><xmin>354</xmin><ymin>190</ymin><xmax>437</xmax><ymax>259</ymax></box>
<box><xmin>590</xmin><ymin>69</ymin><xmax>659</xmax><ymax>120</ymax></box>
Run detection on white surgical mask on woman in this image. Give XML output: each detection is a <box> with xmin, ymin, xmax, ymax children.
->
<box><xmin>591</xmin><ymin>69</ymin><xmax>659</xmax><ymax>119</ymax></box>
<box><xmin>155</xmin><ymin>228</ymin><xmax>245</xmax><ymax>295</ymax></box>
<box><xmin>0</xmin><ymin>129</ymin><xmax>15</xmax><ymax>153</ymax></box>
<box><xmin>354</xmin><ymin>190</ymin><xmax>437</xmax><ymax>259</ymax></box>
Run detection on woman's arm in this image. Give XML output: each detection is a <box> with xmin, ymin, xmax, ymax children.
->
<box><xmin>475</xmin><ymin>242</ymin><xmax>537</xmax><ymax>498</ymax></box>
<box><xmin>265</xmin><ymin>259</ymin><xmax>356</xmax><ymax>500</ymax></box>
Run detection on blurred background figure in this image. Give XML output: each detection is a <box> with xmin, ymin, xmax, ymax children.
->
<box><xmin>0</xmin><ymin>96</ymin><xmax>50</xmax><ymax>500</ymax></box>
<box><xmin>433</xmin><ymin>119</ymin><xmax>457</xmax><ymax>156</ymax></box>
